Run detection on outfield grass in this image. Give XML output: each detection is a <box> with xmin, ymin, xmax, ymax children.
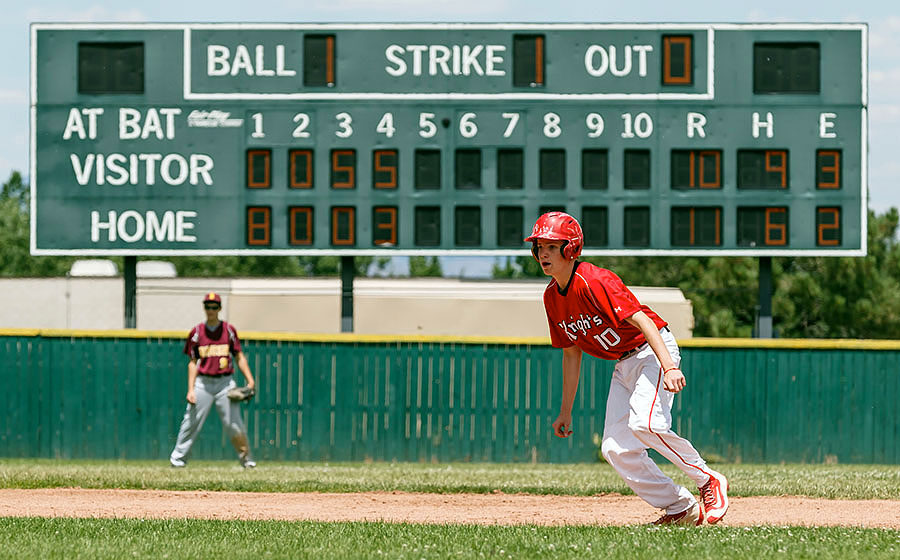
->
<box><xmin>1</xmin><ymin>459</ymin><xmax>899</xmax><ymax>499</ymax></box>
<box><xmin>0</xmin><ymin>518</ymin><xmax>896</xmax><ymax>560</ymax></box>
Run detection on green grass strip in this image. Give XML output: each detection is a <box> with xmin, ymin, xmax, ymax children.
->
<box><xmin>1</xmin><ymin>460</ymin><xmax>899</xmax><ymax>499</ymax></box>
<box><xmin>0</xmin><ymin>518</ymin><xmax>897</xmax><ymax>560</ymax></box>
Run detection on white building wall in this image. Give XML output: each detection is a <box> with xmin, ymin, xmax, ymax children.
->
<box><xmin>0</xmin><ymin>277</ymin><xmax>694</xmax><ymax>339</ymax></box>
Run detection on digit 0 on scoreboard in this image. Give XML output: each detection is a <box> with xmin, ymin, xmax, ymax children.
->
<box><xmin>247</xmin><ymin>149</ymin><xmax>271</xmax><ymax>189</ymax></box>
<box><xmin>662</xmin><ymin>35</ymin><xmax>692</xmax><ymax>85</ymax></box>
<box><xmin>289</xmin><ymin>150</ymin><xmax>313</xmax><ymax>188</ymax></box>
<box><xmin>31</xmin><ymin>24</ymin><xmax>866</xmax><ymax>256</ymax></box>
<box><xmin>289</xmin><ymin>207</ymin><xmax>313</xmax><ymax>245</ymax></box>
<box><xmin>331</xmin><ymin>207</ymin><xmax>355</xmax><ymax>246</ymax></box>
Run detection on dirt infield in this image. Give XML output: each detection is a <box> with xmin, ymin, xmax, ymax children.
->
<box><xmin>1</xmin><ymin>489</ymin><xmax>899</xmax><ymax>528</ymax></box>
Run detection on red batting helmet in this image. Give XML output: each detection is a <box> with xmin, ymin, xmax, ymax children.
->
<box><xmin>525</xmin><ymin>212</ymin><xmax>584</xmax><ymax>261</ymax></box>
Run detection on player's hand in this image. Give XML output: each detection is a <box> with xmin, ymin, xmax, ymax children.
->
<box><xmin>186</xmin><ymin>389</ymin><xmax>197</xmax><ymax>404</ymax></box>
<box><xmin>663</xmin><ymin>368</ymin><xmax>686</xmax><ymax>393</ymax></box>
<box><xmin>552</xmin><ymin>413</ymin><xmax>573</xmax><ymax>438</ymax></box>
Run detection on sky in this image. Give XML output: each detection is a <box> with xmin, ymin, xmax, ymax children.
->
<box><xmin>7</xmin><ymin>1</ymin><xmax>899</xmax><ymax>277</ymax></box>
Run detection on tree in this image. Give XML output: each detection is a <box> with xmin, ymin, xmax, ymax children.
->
<box><xmin>491</xmin><ymin>255</ymin><xmax>543</xmax><ymax>278</ymax></box>
<box><xmin>0</xmin><ymin>172</ymin><xmax>74</xmax><ymax>277</ymax></box>
<box><xmin>1</xmin><ymin>170</ymin><xmax>28</xmax><ymax>204</ymax></box>
<box><xmin>775</xmin><ymin>209</ymin><xmax>900</xmax><ymax>338</ymax></box>
<box><xmin>408</xmin><ymin>256</ymin><xmax>442</xmax><ymax>277</ymax></box>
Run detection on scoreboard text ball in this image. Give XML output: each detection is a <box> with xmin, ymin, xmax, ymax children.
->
<box><xmin>30</xmin><ymin>23</ymin><xmax>867</xmax><ymax>256</ymax></box>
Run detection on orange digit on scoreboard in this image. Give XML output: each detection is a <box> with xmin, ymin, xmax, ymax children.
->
<box><xmin>764</xmin><ymin>207</ymin><xmax>787</xmax><ymax>245</ymax></box>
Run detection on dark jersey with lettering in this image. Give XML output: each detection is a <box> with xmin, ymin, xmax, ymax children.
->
<box><xmin>184</xmin><ymin>321</ymin><xmax>242</xmax><ymax>375</ymax></box>
<box><xmin>543</xmin><ymin>261</ymin><xmax>667</xmax><ymax>360</ymax></box>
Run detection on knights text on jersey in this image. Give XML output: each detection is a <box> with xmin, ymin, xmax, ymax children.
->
<box><xmin>543</xmin><ymin>262</ymin><xmax>667</xmax><ymax>360</ymax></box>
<box><xmin>184</xmin><ymin>321</ymin><xmax>243</xmax><ymax>375</ymax></box>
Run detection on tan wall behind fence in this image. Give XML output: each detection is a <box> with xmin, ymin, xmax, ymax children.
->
<box><xmin>0</xmin><ymin>277</ymin><xmax>693</xmax><ymax>339</ymax></box>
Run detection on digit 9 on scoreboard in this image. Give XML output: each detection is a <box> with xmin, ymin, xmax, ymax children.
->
<box><xmin>737</xmin><ymin>150</ymin><xmax>788</xmax><ymax>189</ymax></box>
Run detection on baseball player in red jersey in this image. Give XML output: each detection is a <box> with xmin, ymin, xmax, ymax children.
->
<box><xmin>169</xmin><ymin>292</ymin><xmax>257</xmax><ymax>468</ymax></box>
<box><xmin>526</xmin><ymin>212</ymin><xmax>729</xmax><ymax>525</ymax></box>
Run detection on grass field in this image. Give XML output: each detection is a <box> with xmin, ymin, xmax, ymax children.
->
<box><xmin>0</xmin><ymin>518</ymin><xmax>897</xmax><ymax>560</ymax></box>
<box><xmin>1</xmin><ymin>459</ymin><xmax>899</xmax><ymax>499</ymax></box>
<box><xmin>1</xmin><ymin>460</ymin><xmax>899</xmax><ymax>559</ymax></box>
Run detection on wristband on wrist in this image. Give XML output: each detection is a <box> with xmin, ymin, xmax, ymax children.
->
<box><xmin>663</xmin><ymin>366</ymin><xmax>680</xmax><ymax>374</ymax></box>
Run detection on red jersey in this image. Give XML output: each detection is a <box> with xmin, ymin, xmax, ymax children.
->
<box><xmin>543</xmin><ymin>261</ymin><xmax>667</xmax><ymax>360</ymax></box>
<box><xmin>184</xmin><ymin>321</ymin><xmax>242</xmax><ymax>375</ymax></box>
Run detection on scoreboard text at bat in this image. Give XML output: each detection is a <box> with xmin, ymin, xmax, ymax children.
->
<box><xmin>31</xmin><ymin>24</ymin><xmax>866</xmax><ymax>255</ymax></box>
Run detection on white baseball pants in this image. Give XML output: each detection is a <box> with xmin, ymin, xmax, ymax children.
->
<box><xmin>600</xmin><ymin>328</ymin><xmax>714</xmax><ymax>514</ymax></box>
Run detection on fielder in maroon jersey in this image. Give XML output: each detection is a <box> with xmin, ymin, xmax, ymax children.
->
<box><xmin>169</xmin><ymin>292</ymin><xmax>257</xmax><ymax>468</ymax></box>
<box><xmin>526</xmin><ymin>211</ymin><xmax>729</xmax><ymax>525</ymax></box>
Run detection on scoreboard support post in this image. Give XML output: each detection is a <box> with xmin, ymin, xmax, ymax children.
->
<box><xmin>124</xmin><ymin>256</ymin><xmax>137</xmax><ymax>329</ymax></box>
<box><xmin>340</xmin><ymin>256</ymin><xmax>355</xmax><ymax>333</ymax></box>
<box><xmin>757</xmin><ymin>256</ymin><xmax>773</xmax><ymax>338</ymax></box>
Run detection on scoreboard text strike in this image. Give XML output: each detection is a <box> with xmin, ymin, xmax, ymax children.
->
<box><xmin>30</xmin><ymin>23</ymin><xmax>867</xmax><ymax>256</ymax></box>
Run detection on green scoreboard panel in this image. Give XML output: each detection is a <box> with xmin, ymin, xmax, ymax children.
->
<box><xmin>30</xmin><ymin>23</ymin><xmax>867</xmax><ymax>256</ymax></box>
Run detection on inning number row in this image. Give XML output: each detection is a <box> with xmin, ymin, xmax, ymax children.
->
<box><xmin>250</xmin><ymin>111</ymin><xmax>654</xmax><ymax>140</ymax></box>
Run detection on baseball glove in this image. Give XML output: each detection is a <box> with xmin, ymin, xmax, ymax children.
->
<box><xmin>227</xmin><ymin>386</ymin><xmax>256</xmax><ymax>402</ymax></box>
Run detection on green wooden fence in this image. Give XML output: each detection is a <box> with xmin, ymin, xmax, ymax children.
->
<box><xmin>1</xmin><ymin>329</ymin><xmax>898</xmax><ymax>463</ymax></box>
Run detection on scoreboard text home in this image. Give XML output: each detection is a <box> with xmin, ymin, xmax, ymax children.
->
<box><xmin>30</xmin><ymin>23</ymin><xmax>867</xmax><ymax>256</ymax></box>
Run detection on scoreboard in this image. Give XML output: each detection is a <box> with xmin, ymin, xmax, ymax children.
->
<box><xmin>30</xmin><ymin>23</ymin><xmax>867</xmax><ymax>256</ymax></box>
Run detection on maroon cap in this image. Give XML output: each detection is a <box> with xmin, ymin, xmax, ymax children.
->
<box><xmin>203</xmin><ymin>292</ymin><xmax>222</xmax><ymax>304</ymax></box>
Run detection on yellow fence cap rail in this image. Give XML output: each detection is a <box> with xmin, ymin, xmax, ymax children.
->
<box><xmin>1</xmin><ymin>329</ymin><xmax>898</xmax><ymax>350</ymax></box>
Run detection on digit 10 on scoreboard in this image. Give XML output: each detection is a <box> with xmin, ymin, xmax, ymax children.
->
<box><xmin>31</xmin><ymin>24</ymin><xmax>866</xmax><ymax>256</ymax></box>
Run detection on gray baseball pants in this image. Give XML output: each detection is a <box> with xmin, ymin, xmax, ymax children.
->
<box><xmin>169</xmin><ymin>374</ymin><xmax>254</xmax><ymax>466</ymax></box>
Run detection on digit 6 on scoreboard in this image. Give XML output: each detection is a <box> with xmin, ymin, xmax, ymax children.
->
<box><xmin>459</xmin><ymin>112</ymin><xmax>477</xmax><ymax>138</ymax></box>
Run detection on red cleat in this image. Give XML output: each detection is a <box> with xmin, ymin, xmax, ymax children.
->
<box><xmin>699</xmin><ymin>470</ymin><xmax>730</xmax><ymax>524</ymax></box>
<box><xmin>651</xmin><ymin>502</ymin><xmax>703</xmax><ymax>526</ymax></box>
